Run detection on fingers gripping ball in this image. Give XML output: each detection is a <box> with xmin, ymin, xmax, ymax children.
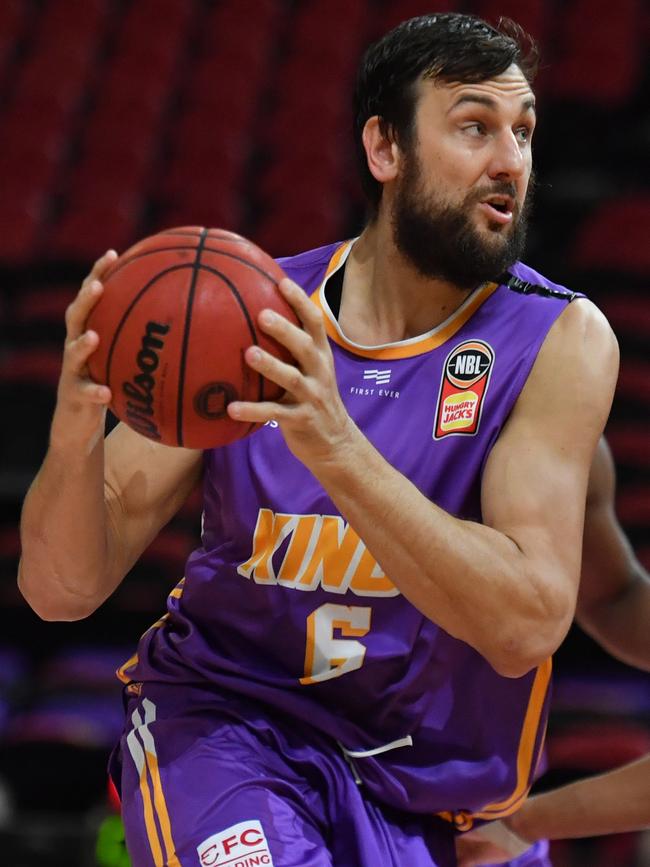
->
<box><xmin>86</xmin><ymin>227</ymin><xmax>298</xmax><ymax>448</ymax></box>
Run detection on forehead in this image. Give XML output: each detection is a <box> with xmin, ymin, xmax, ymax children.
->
<box><xmin>416</xmin><ymin>64</ymin><xmax>535</xmax><ymax>116</ymax></box>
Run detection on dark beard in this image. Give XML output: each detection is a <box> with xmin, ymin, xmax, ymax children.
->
<box><xmin>392</xmin><ymin>153</ymin><xmax>535</xmax><ymax>290</ymax></box>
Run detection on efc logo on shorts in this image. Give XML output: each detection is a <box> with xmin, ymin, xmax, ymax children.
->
<box><xmin>197</xmin><ymin>820</ymin><xmax>274</xmax><ymax>866</ymax></box>
<box><xmin>433</xmin><ymin>340</ymin><xmax>495</xmax><ymax>439</ymax></box>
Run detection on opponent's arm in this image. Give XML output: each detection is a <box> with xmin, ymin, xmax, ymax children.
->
<box><xmin>575</xmin><ymin>437</ymin><xmax>650</xmax><ymax>671</ymax></box>
<box><xmin>510</xmin><ymin>754</ymin><xmax>650</xmax><ymax>841</ymax></box>
<box><xmin>229</xmin><ymin>279</ymin><xmax>619</xmax><ymax>677</ymax></box>
<box><xmin>456</xmin><ymin>754</ymin><xmax>650</xmax><ymax>865</ymax></box>
<box><xmin>18</xmin><ymin>253</ymin><xmax>202</xmax><ymax>622</ymax></box>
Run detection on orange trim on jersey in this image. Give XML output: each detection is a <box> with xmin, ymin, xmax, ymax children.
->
<box><xmin>438</xmin><ymin>657</ymin><xmax>552</xmax><ymax>829</ymax></box>
<box><xmin>474</xmin><ymin>656</ymin><xmax>552</xmax><ymax>818</ymax></box>
<box><xmin>116</xmin><ymin>613</ymin><xmax>170</xmax><ymax>685</ymax></box>
<box><xmin>310</xmin><ymin>240</ymin><xmax>499</xmax><ymax>360</ymax></box>
<box><xmin>321</xmin><ymin>238</ymin><xmax>352</xmax><ymax>280</ymax></box>
<box><xmin>117</xmin><ymin>651</ymin><xmax>139</xmax><ymax>685</ymax></box>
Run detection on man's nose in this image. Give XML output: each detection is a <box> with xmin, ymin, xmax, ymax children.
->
<box><xmin>487</xmin><ymin>131</ymin><xmax>527</xmax><ymax>181</ymax></box>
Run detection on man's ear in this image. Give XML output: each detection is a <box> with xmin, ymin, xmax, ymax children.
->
<box><xmin>362</xmin><ymin>116</ymin><xmax>401</xmax><ymax>185</ymax></box>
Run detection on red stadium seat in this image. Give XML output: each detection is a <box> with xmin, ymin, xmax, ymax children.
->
<box><xmin>546</xmin><ymin>0</ymin><xmax>643</xmax><ymax>107</ymax></box>
<box><xmin>275</xmin><ymin>49</ymin><xmax>357</xmax><ymax>99</ymax></box>
<box><xmin>120</xmin><ymin>22</ymin><xmax>189</xmax><ymax>57</ymax></box>
<box><xmin>607</xmin><ymin>423</ymin><xmax>650</xmax><ymax>469</ymax></box>
<box><xmin>615</xmin><ymin>359</ymin><xmax>650</xmax><ymax>405</ymax></box>
<box><xmin>254</xmin><ymin>193</ymin><xmax>345</xmax><ymax>259</ymax></box>
<box><xmin>0</xmin><ymin>0</ymin><xmax>29</xmax><ymax>70</ymax></box>
<box><xmin>11</xmin><ymin>284</ymin><xmax>75</xmax><ymax>328</ymax></box>
<box><xmin>259</xmin><ymin>150</ymin><xmax>343</xmax><ymax>207</ymax></box>
<box><xmin>570</xmin><ymin>196</ymin><xmax>650</xmax><ymax>275</ymax></box>
<box><xmin>599</xmin><ymin>293</ymin><xmax>650</xmax><ymax>339</ymax></box>
<box><xmin>0</xmin><ymin>105</ymin><xmax>68</xmax><ymax>165</ymax></box>
<box><xmin>10</xmin><ymin>77</ymin><xmax>83</xmax><ymax>127</ymax></box>
<box><xmin>470</xmin><ymin>0</ymin><xmax>548</xmax><ymax>42</ymax></box>
<box><xmin>201</xmin><ymin>0</ymin><xmax>282</xmax><ymax>53</ymax></box>
<box><xmin>0</xmin><ymin>149</ymin><xmax>59</xmax><ymax>203</ymax></box>
<box><xmin>0</xmin><ymin>0</ymin><xmax>27</xmax><ymax>39</ymax></box>
<box><xmin>293</xmin><ymin>0</ymin><xmax>368</xmax><ymax>49</ymax></box>
<box><xmin>0</xmin><ymin>348</ymin><xmax>62</xmax><ymax>388</ymax></box>
<box><xmin>162</xmin><ymin>151</ymin><xmax>248</xmax><ymax>216</ymax></box>
<box><xmin>616</xmin><ymin>486</ymin><xmax>650</xmax><ymax>527</ymax></box>
<box><xmin>64</xmin><ymin>159</ymin><xmax>150</xmax><ymax>209</ymax></box>
<box><xmin>172</xmin><ymin>107</ymin><xmax>250</xmax><ymax>160</ymax></box>
<box><xmin>157</xmin><ymin>187</ymin><xmax>244</xmax><ymax>237</ymax></box>
<box><xmin>35</xmin><ymin>0</ymin><xmax>107</xmax><ymax>37</ymax></box>
<box><xmin>82</xmin><ymin>106</ymin><xmax>159</xmax><ymax>158</ymax></box>
<box><xmin>100</xmin><ymin>60</ymin><xmax>174</xmax><ymax>115</ymax></box>
<box><xmin>183</xmin><ymin>61</ymin><xmax>262</xmax><ymax>132</ymax></box>
<box><xmin>0</xmin><ymin>201</ymin><xmax>43</xmax><ymax>265</ymax></box>
<box><xmin>121</xmin><ymin>0</ymin><xmax>193</xmax><ymax>32</ymax></box>
<box><xmin>46</xmin><ymin>196</ymin><xmax>143</xmax><ymax>262</ymax></box>
<box><xmin>378</xmin><ymin>0</ymin><xmax>461</xmax><ymax>37</ymax></box>
<box><xmin>548</xmin><ymin>721</ymin><xmax>650</xmax><ymax>772</ymax></box>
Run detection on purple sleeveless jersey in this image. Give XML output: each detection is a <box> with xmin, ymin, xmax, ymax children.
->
<box><xmin>120</xmin><ymin>239</ymin><xmax>580</xmax><ymax>830</ymax></box>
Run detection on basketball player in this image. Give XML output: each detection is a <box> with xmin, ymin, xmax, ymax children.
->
<box><xmin>456</xmin><ymin>435</ymin><xmax>650</xmax><ymax>864</ymax></box>
<box><xmin>19</xmin><ymin>15</ymin><xmax>619</xmax><ymax>867</ymax></box>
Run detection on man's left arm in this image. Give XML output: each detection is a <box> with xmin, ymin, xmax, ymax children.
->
<box><xmin>230</xmin><ymin>280</ymin><xmax>618</xmax><ymax>677</ymax></box>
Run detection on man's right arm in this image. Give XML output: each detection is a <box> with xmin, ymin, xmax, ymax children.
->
<box><xmin>575</xmin><ymin>436</ymin><xmax>650</xmax><ymax>672</ymax></box>
<box><xmin>18</xmin><ymin>251</ymin><xmax>203</xmax><ymax>621</ymax></box>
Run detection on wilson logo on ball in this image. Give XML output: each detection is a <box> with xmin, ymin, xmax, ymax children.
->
<box><xmin>86</xmin><ymin>227</ymin><xmax>299</xmax><ymax>448</ymax></box>
<box><xmin>194</xmin><ymin>382</ymin><xmax>238</xmax><ymax>420</ymax></box>
<box><xmin>122</xmin><ymin>320</ymin><xmax>170</xmax><ymax>440</ymax></box>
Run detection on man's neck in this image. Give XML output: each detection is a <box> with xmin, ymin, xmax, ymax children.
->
<box><xmin>338</xmin><ymin>216</ymin><xmax>475</xmax><ymax>345</ymax></box>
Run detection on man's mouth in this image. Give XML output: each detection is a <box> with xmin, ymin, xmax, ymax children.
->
<box><xmin>478</xmin><ymin>195</ymin><xmax>515</xmax><ymax>224</ymax></box>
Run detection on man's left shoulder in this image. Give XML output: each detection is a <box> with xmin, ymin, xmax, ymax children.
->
<box><xmin>505</xmin><ymin>262</ymin><xmax>582</xmax><ymax>302</ymax></box>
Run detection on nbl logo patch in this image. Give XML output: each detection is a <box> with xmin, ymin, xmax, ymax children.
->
<box><xmin>433</xmin><ymin>340</ymin><xmax>494</xmax><ymax>439</ymax></box>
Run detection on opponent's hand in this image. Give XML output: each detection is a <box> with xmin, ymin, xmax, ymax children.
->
<box><xmin>227</xmin><ymin>277</ymin><xmax>356</xmax><ymax>470</ymax></box>
<box><xmin>50</xmin><ymin>250</ymin><xmax>118</xmax><ymax>452</ymax></box>
<box><xmin>455</xmin><ymin>820</ymin><xmax>532</xmax><ymax>866</ymax></box>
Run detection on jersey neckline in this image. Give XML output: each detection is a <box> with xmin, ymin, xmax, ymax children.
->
<box><xmin>309</xmin><ymin>239</ymin><xmax>499</xmax><ymax>360</ymax></box>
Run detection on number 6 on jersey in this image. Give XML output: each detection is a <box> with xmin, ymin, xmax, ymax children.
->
<box><xmin>300</xmin><ymin>603</ymin><xmax>372</xmax><ymax>685</ymax></box>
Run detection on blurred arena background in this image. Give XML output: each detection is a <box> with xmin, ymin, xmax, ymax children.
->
<box><xmin>0</xmin><ymin>0</ymin><xmax>647</xmax><ymax>864</ymax></box>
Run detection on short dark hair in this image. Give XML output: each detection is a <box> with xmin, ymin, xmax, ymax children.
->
<box><xmin>353</xmin><ymin>13</ymin><xmax>540</xmax><ymax>217</ymax></box>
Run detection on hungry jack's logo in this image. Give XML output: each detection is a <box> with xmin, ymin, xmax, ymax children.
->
<box><xmin>433</xmin><ymin>340</ymin><xmax>494</xmax><ymax>439</ymax></box>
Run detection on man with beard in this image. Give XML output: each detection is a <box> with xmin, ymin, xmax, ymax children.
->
<box><xmin>18</xmin><ymin>14</ymin><xmax>618</xmax><ymax>867</ymax></box>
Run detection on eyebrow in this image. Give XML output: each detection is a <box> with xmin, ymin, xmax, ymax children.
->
<box><xmin>448</xmin><ymin>94</ymin><xmax>536</xmax><ymax>116</ymax></box>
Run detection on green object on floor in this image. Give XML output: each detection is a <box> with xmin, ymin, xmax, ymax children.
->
<box><xmin>96</xmin><ymin>814</ymin><xmax>131</xmax><ymax>867</ymax></box>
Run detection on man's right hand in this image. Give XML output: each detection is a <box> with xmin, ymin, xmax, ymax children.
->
<box><xmin>50</xmin><ymin>249</ymin><xmax>118</xmax><ymax>453</ymax></box>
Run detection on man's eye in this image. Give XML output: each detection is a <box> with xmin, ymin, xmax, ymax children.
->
<box><xmin>515</xmin><ymin>126</ymin><xmax>532</xmax><ymax>143</ymax></box>
<box><xmin>464</xmin><ymin>123</ymin><xmax>485</xmax><ymax>137</ymax></box>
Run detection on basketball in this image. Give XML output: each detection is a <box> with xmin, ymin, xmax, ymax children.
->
<box><xmin>86</xmin><ymin>227</ymin><xmax>299</xmax><ymax>448</ymax></box>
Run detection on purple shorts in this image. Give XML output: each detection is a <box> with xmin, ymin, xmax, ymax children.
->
<box><xmin>111</xmin><ymin>682</ymin><xmax>457</xmax><ymax>867</ymax></box>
